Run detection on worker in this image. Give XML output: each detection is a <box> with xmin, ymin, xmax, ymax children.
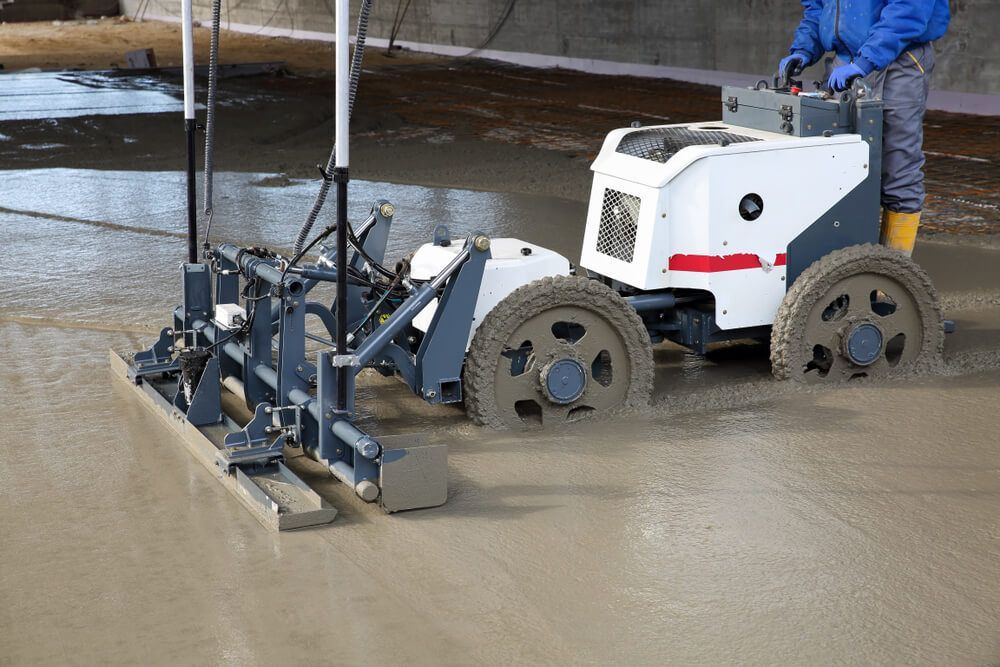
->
<box><xmin>778</xmin><ymin>0</ymin><xmax>950</xmax><ymax>256</ymax></box>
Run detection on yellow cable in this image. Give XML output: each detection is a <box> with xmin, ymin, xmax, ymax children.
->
<box><xmin>905</xmin><ymin>51</ymin><xmax>926</xmax><ymax>74</ymax></box>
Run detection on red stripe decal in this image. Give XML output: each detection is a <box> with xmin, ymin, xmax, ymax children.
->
<box><xmin>668</xmin><ymin>252</ymin><xmax>787</xmax><ymax>272</ymax></box>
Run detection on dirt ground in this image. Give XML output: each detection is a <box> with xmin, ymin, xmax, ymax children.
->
<box><xmin>1</xmin><ymin>19</ymin><xmax>999</xmax><ymax>665</ymax></box>
<box><xmin>1</xmin><ymin>19</ymin><xmax>997</xmax><ymax>234</ymax></box>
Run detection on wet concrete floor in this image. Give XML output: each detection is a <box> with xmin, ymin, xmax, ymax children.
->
<box><xmin>2</xmin><ymin>166</ymin><xmax>999</xmax><ymax>663</ymax></box>
<box><xmin>0</xmin><ymin>71</ymin><xmax>185</xmax><ymax>121</ymax></box>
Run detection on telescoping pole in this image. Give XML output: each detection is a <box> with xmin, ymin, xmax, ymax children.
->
<box><xmin>181</xmin><ymin>0</ymin><xmax>198</xmax><ymax>264</ymax></box>
<box><xmin>334</xmin><ymin>0</ymin><xmax>350</xmax><ymax>412</ymax></box>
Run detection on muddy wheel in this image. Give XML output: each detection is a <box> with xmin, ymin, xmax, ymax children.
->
<box><xmin>771</xmin><ymin>244</ymin><xmax>943</xmax><ymax>383</ymax></box>
<box><xmin>463</xmin><ymin>275</ymin><xmax>654</xmax><ymax>428</ymax></box>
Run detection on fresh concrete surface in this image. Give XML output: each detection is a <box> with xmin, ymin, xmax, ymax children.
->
<box><xmin>2</xmin><ymin>167</ymin><xmax>1000</xmax><ymax>663</ymax></box>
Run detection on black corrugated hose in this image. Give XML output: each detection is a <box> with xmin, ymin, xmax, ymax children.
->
<box><xmin>202</xmin><ymin>0</ymin><xmax>222</xmax><ymax>249</ymax></box>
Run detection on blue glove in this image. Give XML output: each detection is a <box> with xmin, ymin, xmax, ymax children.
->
<box><xmin>778</xmin><ymin>53</ymin><xmax>807</xmax><ymax>79</ymax></box>
<box><xmin>828</xmin><ymin>63</ymin><xmax>866</xmax><ymax>91</ymax></box>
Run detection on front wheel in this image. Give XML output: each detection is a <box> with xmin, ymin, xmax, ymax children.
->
<box><xmin>463</xmin><ymin>275</ymin><xmax>654</xmax><ymax>428</ymax></box>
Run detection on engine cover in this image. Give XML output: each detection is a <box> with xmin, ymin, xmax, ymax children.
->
<box><xmin>579</xmin><ymin>121</ymin><xmax>871</xmax><ymax>330</ymax></box>
<box><xmin>409</xmin><ymin>238</ymin><xmax>571</xmax><ymax>348</ymax></box>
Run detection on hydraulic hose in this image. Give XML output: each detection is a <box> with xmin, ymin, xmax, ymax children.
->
<box><xmin>292</xmin><ymin>0</ymin><xmax>374</xmax><ymax>256</ymax></box>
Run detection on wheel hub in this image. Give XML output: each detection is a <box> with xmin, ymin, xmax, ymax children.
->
<box><xmin>843</xmin><ymin>322</ymin><xmax>884</xmax><ymax>366</ymax></box>
<box><xmin>541</xmin><ymin>358</ymin><xmax>587</xmax><ymax>404</ymax></box>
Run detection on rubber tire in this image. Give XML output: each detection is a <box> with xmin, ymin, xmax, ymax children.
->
<box><xmin>770</xmin><ymin>244</ymin><xmax>944</xmax><ymax>381</ymax></box>
<box><xmin>463</xmin><ymin>275</ymin><xmax>655</xmax><ymax>428</ymax></box>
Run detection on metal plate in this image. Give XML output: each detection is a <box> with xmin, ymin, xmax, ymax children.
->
<box><xmin>378</xmin><ymin>434</ymin><xmax>448</xmax><ymax>513</ymax></box>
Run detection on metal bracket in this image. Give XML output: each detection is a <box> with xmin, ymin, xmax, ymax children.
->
<box><xmin>174</xmin><ymin>355</ymin><xmax>223</xmax><ymax>426</ymax></box>
<box><xmin>219</xmin><ymin>403</ymin><xmax>286</xmax><ymax>472</ymax></box>
<box><xmin>779</xmin><ymin>104</ymin><xmax>794</xmax><ymax>134</ymax></box>
<box><xmin>130</xmin><ymin>327</ymin><xmax>179</xmax><ymax>380</ymax></box>
<box><xmin>726</xmin><ymin>96</ymin><xmax>738</xmax><ymax>113</ymax></box>
<box><xmin>265</xmin><ymin>404</ymin><xmax>303</xmax><ymax>447</ymax></box>
<box><xmin>433</xmin><ymin>224</ymin><xmax>451</xmax><ymax>247</ymax></box>
<box><xmin>331</xmin><ymin>354</ymin><xmax>361</xmax><ymax>368</ymax></box>
<box><xmin>758</xmin><ymin>256</ymin><xmax>774</xmax><ymax>273</ymax></box>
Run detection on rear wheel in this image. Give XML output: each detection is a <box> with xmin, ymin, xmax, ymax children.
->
<box><xmin>771</xmin><ymin>244</ymin><xmax>943</xmax><ymax>382</ymax></box>
<box><xmin>464</xmin><ymin>275</ymin><xmax>654</xmax><ymax>428</ymax></box>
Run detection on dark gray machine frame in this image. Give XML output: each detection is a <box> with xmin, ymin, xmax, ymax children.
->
<box><xmin>125</xmin><ymin>201</ymin><xmax>492</xmax><ymax>516</ymax></box>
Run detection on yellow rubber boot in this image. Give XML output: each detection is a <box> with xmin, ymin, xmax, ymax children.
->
<box><xmin>880</xmin><ymin>210</ymin><xmax>920</xmax><ymax>256</ymax></box>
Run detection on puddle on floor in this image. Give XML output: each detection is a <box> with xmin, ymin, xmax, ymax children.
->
<box><xmin>0</xmin><ymin>71</ymin><xmax>191</xmax><ymax>121</ymax></box>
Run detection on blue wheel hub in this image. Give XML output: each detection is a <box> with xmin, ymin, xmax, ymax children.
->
<box><xmin>542</xmin><ymin>358</ymin><xmax>587</xmax><ymax>404</ymax></box>
<box><xmin>844</xmin><ymin>322</ymin><xmax>883</xmax><ymax>366</ymax></box>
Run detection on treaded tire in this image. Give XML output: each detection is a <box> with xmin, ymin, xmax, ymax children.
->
<box><xmin>464</xmin><ymin>275</ymin><xmax>654</xmax><ymax>428</ymax></box>
<box><xmin>771</xmin><ymin>244</ymin><xmax>943</xmax><ymax>382</ymax></box>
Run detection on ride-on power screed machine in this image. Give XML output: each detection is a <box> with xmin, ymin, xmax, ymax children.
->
<box><xmin>112</xmin><ymin>0</ymin><xmax>943</xmax><ymax>528</ymax></box>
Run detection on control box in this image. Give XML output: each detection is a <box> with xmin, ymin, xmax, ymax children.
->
<box><xmin>214</xmin><ymin>303</ymin><xmax>247</xmax><ymax>330</ymax></box>
<box><xmin>721</xmin><ymin>85</ymin><xmax>853</xmax><ymax>137</ymax></box>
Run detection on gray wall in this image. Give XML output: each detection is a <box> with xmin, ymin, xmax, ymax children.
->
<box><xmin>124</xmin><ymin>0</ymin><xmax>998</xmax><ymax>95</ymax></box>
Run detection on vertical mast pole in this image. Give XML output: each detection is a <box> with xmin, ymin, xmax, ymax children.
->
<box><xmin>181</xmin><ymin>0</ymin><xmax>198</xmax><ymax>263</ymax></box>
<box><xmin>334</xmin><ymin>0</ymin><xmax>351</xmax><ymax>411</ymax></box>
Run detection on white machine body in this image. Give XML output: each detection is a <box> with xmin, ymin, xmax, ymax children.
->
<box><xmin>579</xmin><ymin>122</ymin><xmax>870</xmax><ymax>329</ymax></box>
<box><xmin>410</xmin><ymin>238</ymin><xmax>571</xmax><ymax>347</ymax></box>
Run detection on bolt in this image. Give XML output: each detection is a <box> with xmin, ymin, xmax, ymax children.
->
<box><xmin>265</xmin><ymin>407</ymin><xmax>273</xmax><ymax>414</ymax></box>
<box><xmin>296</xmin><ymin>365</ymin><xmax>304</xmax><ymax>372</ymax></box>
<box><xmin>379</xmin><ymin>202</ymin><xmax>395</xmax><ymax>217</ymax></box>
<box><xmin>723</xmin><ymin>309</ymin><xmax>728</xmax><ymax>314</ymax></box>
<box><xmin>324</xmin><ymin>412</ymin><xmax>333</xmax><ymax>420</ymax></box>
<box><xmin>356</xmin><ymin>436</ymin><xmax>380</xmax><ymax>460</ymax></box>
<box><xmin>473</xmin><ymin>236</ymin><xmax>491</xmax><ymax>252</ymax></box>
<box><xmin>426</xmin><ymin>390</ymin><xmax>437</xmax><ymax>398</ymax></box>
<box><xmin>723</xmin><ymin>240</ymin><xmax>728</xmax><ymax>246</ymax></box>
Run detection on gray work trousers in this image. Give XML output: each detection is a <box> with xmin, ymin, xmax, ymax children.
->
<box><xmin>838</xmin><ymin>43</ymin><xmax>934</xmax><ymax>213</ymax></box>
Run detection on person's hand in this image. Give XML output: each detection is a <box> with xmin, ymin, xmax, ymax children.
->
<box><xmin>778</xmin><ymin>53</ymin><xmax>807</xmax><ymax>79</ymax></box>
<box><xmin>828</xmin><ymin>63</ymin><xmax>866</xmax><ymax>91</ymax></box>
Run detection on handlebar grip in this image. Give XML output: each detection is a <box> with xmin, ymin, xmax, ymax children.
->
<box><xmin>783</xmin><ymin>59</ymin><xmax>805</xmax><ymax>81</ymax></box>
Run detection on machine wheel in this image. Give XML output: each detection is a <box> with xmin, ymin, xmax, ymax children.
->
<box><xmin>464</xmin><ymin>275</ymin><xmax>654</xmax><ymax>428</ymax></box>
<box><xmin>771</xmin><ymin>244</ymin><xmax>943</xmax><ymax>383</ymax></box>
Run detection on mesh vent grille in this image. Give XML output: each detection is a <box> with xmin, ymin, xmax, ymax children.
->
<box><xmin>616</xmin><ymin>127</ymin><xmax>760</xmax><ymax>164</ymax></box>
<box><xmin>596</xmin><ymin>188</ymin><xmax>640</xmax><ymax>263</ymax></box>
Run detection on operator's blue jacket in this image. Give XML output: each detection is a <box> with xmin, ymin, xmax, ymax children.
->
<box><xmin>789</xmin><ymin>0</ymin><xmax>950</xmax><ymax>74</ymax></box>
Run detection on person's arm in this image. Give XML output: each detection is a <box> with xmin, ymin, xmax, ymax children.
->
<box><xmin>788</xmin><ymin>0</ymin><xmax>826</xmax><ymax>65</ymax></box>
<box><xmin>854</xmin><ymin>0</ymin><xmax>935</xmax><ymax>74</ymax></box>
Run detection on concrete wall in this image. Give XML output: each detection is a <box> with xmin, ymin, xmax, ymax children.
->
<box><xmin>1</xmin><ymin>0</ymin><xmax>119</xmax><ymax>21</ymax></box>
<box><xmin>122</xmin><ymin>0</ymin><xmax>998</xmax><ymax>97</ymax></box>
